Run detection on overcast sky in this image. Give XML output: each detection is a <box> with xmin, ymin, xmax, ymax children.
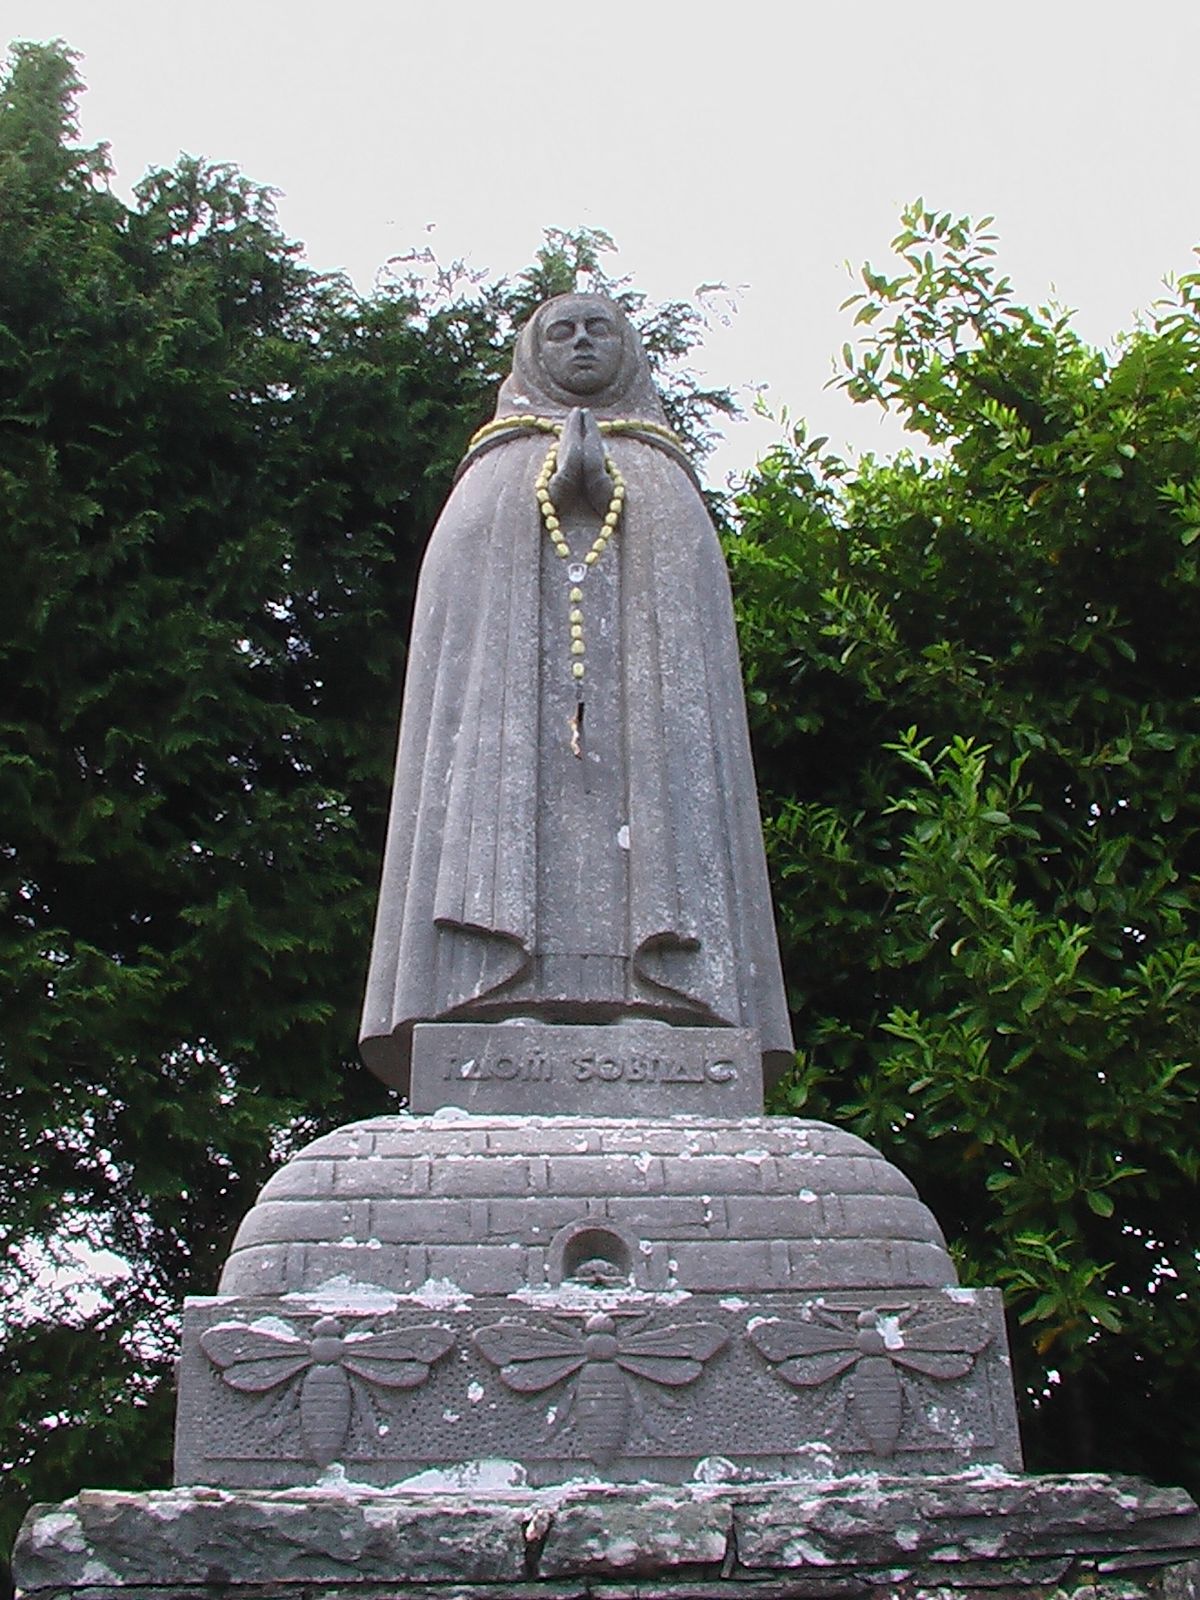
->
<box><xmin>6</xmin><ymin>0</ymin><xmax>1199</xmax><ymax>481</ymax></box>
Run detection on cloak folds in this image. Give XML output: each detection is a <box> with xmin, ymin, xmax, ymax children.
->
<box><xmin>360</xmin><ymin>303</ymin><xmax>794</xmax><ymax>1094</ymax></box>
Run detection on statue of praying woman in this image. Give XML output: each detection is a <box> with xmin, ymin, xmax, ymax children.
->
<box><xmin>359</xmin><ymin>294</ymin><xmax>794</xmax><ymax>1093</ymax></box>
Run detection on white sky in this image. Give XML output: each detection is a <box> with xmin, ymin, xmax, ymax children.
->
<box><xmin>5</xmin><ymin>0</ymin><xmax>1199</xmax><ymax>482</ymax></box>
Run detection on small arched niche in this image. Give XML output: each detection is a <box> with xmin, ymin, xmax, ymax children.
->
<box><xmin>547</xmin><ymin>1221</ymin><xmax>640</xmax><ymax>1288</ymax></box>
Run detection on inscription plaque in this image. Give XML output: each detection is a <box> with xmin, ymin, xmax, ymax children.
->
<box><xmin>409</xmin><ymin>1022</ymin><xmax>763</xmax><ymax>1115</ymax></box>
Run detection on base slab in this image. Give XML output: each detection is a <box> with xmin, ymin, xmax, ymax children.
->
<box><xmin>16</xmin><ymin>1473</ymin><xmax>1200</xmax><ymax>1599</ymax></box>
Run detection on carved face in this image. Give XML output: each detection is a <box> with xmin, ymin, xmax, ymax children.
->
<box><xmin>538</xmin><ymin>300</ymin><xmax>623</xmax><ymax>396</ymax></box>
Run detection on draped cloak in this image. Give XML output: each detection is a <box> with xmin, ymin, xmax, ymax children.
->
<box><xmin>359</xmin><ymin>297</ymin><xmax>794</xmax><ymax>1094</ymax></box>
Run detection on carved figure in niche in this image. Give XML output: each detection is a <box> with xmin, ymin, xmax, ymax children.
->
<box><xmin>568</xmin><ymin>1257</ymin><xmax>629</xmax><ymax>1289</ymax></box>
<box><xmin>359</xmin><ymin>295</ymin><xmax>793</xmax><ymax>1090</ymax></box>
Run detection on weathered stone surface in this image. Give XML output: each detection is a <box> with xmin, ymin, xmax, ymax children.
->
<box><xmin>1158</xmin><ymin>1559</ymin><xmax>1200</xmax><ymax>1598</ymax></box>
<box><xmin>216</xmin><ymin>1114</ymin><xmax>953</xmax><ymax>1301</ymax></box>
<box><xmin>16</xmin><ymin>1487</ymin><xmax>528</xmax><ymax>1589</ymax></box>
<box><xmin>409</xmin><ymin>1021</ymin><xmax>763</xmax><ymax>1116</ymax></box>
<box><xmin>732</xmin><ymin>1472</ymin><xmax>1200</xmax><ymax>1570</ymax></box>
<box><xmin>16</xmin><ymin>1474</ymin><xmax>1200</xmax><ymax>1598</ymax></box>
<box><xmin>537</xmin><ymin>1494</ymin><xmax>731</xmax><ymax>1576</ymax></box>
<box><xmin>174</xmin><ymin>1286</ymin><xmax>1018</xmax><ymax>1488</ymax></box>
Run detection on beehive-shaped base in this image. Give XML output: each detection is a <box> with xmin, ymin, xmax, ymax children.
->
<box><xmin>175</xmin><ymin>1114</ymin><xmax>1020</xmax><ymax>1487</ymax></box>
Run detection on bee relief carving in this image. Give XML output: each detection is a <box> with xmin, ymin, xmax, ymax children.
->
<box><xmin>748</xmin><ymin>1301</ymin><xmax>993</xmax><ymax>1457</ymax></box>
<box><xmin>200</xmin><ymin>1315</ymin><xmax>455</xmax><ymax>1466</ymax></box>
<box><xmin>473</xmin><ymin>1312</ymin><xmax>728</xmax><ymax>1466</ymax></box>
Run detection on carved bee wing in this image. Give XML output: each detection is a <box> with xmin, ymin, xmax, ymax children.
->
<box><xmin>891</xmin><ymin>1349</ymin><xmax>978</xmax><ymax>1380</ymax></box>
<box><xmin>615</xmin><ymin>1321</ymin><xmax>729</xmax><ymax>1386</ymax></box>
<box><xmin>747</xmin><ymin>1318</ymin><xmax>859</xmax><ymax>1388</ymax></box>
<box><xmin>200</xmin><ymin>1323</ymin><xmax>311</xmax><ymax>1392</ymax></box>
<box><xmin>890</xmin><ymin>1310</ymin><xmax>991</xmax><ymax>1379</ymax></box>
<box><xmin>896</xmin><ymin>1309</ymin><xmax>993</xmax><ymax>1356</ymax></box>
<box><xmin>474</xmin><ymin>1322</ymin><xmax>586</xmax><ymax>1393</ymax></box>
<box><xmin>748</xmin><ymin>1317</ymin><xmax>856</xmax><ymax>1363</ymax></box>
<box><xmin>776</xmin><ymin>1351</ymin><xmax>860</xmax><ymax>1387</ymax></box>
<box><xmin>340</xmin><ymin>1325</ymin><xmax>456</xmax><ymax>1388</ymax></box>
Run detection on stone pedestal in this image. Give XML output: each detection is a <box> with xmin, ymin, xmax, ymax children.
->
<box><xmin>173</xmin><ymin>1112</ymin><xmax>1020</xmax><ymax>1488</ymax></box>
<box><xmin>19</xmin><ymin>1087</ymin><xmax>1199</xmax><ymax>1600</ymax></box>
<box><xmin>17</xmin><ymin>1473</ymin><xmax>1200</xmax><ymax>1599</ymax></box>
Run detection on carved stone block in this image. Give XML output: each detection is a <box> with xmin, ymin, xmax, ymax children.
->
<box><xmin>174</xmin><ymin>1285</ymin><xmax>1020</xmax><ymax>1488</ymax></box>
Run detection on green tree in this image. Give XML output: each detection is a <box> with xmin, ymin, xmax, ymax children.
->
<box><xmin>732</xmin><ymin>203</ymin><xmax>1200</xmax><ymax>1492</ymax></box>
<box><xmin>0</xmin><ymin>41</ymin><xmax>730</xmax><ymax>1563</ymax></box>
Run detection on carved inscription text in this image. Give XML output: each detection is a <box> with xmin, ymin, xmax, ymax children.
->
<box><xmin>442</xmin><ymin>1049</ymin><xmax>737</xmax><ymax>1085</ymax></box>
<box><xmin>408</xmin><ymin>1022</ymin><xmax>763</xmax><ymax>1115</ymax></box>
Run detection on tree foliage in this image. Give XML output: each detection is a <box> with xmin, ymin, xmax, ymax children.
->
<box><xmin>0</xmin><ymin>40</ymin><xmax>730</xmax><ymax>1563</ymax></box>
<box><xmin>732</xmin><ymin>202</ymin><xmax>1200</xmax><ymax>1492</ymax></box>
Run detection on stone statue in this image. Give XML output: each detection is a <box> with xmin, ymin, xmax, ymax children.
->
<box><xmin>24</xmin><ymin>290</ymin><xmax>1187</xmax><ymax>1600</ymax></box>
<box><xmin>359</xmin><ymin>294</ymin><xmax>794</xmax><ymax>1094</ymax></box>
<box><xmin>164</xmin><ymin>295</ymin><xmax>1022</xmax><ymax>1500</ymax></box>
